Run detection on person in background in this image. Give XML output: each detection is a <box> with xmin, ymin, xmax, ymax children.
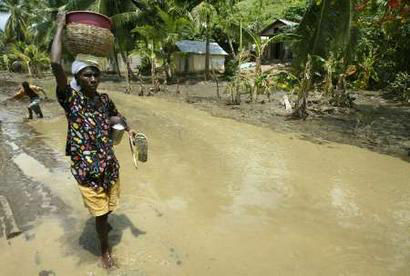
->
<box><xmin>50</xmin><ymin>12</ymin><xmax>129</xmax><ymax>269</ymax></box>
<box><xmin>5</xmin><ymin>81</ymin><xmax>48</xmax><ymax>119</ymax></box>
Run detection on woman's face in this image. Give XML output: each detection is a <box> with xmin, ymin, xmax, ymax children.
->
<box><xmin>77</xmin><ymin>66</ymin><xmax>100</xmax><ymax>93</ymax></box>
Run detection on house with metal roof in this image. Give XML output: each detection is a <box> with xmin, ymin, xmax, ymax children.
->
<box><xmin>260</xmin><ymin>19</ymin><xmax>298</xmax><ymax>62</ymax></box>
<box><xmin>174</xmin><ymin>40</ymin><xmax>229</xmax><ymax>74</ymax></box>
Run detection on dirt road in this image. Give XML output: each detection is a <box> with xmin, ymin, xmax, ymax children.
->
<box><xmin>0</xmin><ymin>80</ymin><xmax>409</xmax><ymax>275</ymax></box>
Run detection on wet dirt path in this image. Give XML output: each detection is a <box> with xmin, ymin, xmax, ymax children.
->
<box><xmin>1</xmin><ymin>90</ymin><xmax>409</xmax><ymax>275</ymax></box>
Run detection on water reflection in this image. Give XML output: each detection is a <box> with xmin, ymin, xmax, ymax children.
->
<box><xmin>79</xmin><ymin>214</ymin><xmax>146</xmax><ymax>256</ymax></box>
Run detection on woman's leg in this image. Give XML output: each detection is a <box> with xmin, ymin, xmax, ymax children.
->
<box><xmin>96</xmin><ymin>213</ymin><xmax>114</xmax><ymax>268</ymax></box>
<box><xmin>36</xmin><ymin>106</ymin><xmax>44</xmax><ymax>118</ymax></box>
<box><xmin>27</xmin><ymin>107</ymin><xmax>33</xmax><ymax>119</ymax></box>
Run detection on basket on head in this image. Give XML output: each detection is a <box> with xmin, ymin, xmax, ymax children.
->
<box><xmin>64</xmin><ymin>11</ymin><xmax>114</xmax><ymax>57</ymax></box>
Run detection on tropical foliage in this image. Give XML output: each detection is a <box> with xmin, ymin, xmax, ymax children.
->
<box><xmin>0</xmin><ymin>0</ymin><xmax>408</xmax><ymax>107</ymax></box>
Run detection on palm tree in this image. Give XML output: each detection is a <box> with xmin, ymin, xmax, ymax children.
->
<box><xmin>99</xmin><ymin>0</ymin><xmax>141</xmax><ymax>80</ymax></box>
<box><xmin>156</xmin><ymin>4</ymin><xmax>192</xmax><ymax>82</ymax></box>
<box><xmin>0</xmin><ymin>0</ymin><xmax>30</xmax><ymax>42</ymax></box>
<box><xmin>191</xmin><ymin>0</ymin><xmax>216</xmax><ymax>80</ymax></box>
<box><xmin>292</xmin><ymin>54</ymin><xmax>313</xmax><ymax>120</ymax></box>
<box><xmin>132</xmin><ymin>24</ymin><xmax>163</xmax><ymax>92</ymax></box>
<box><xmin>28</xmin><ymin>0</ymin><xmax>106</xmax><ymax>51</ymax></box>
<box><xmin>213</xmin><ymin>0</ymin><xmax>241</xmax><ymax>58</ymax></box>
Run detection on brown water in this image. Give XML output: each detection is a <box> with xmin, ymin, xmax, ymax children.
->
<box><xmin>1</xmin><ymin>91</ymin><xmax>409</xmax><ymax>275</ymax></box>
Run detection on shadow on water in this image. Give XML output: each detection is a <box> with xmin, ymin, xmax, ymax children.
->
<box><xmin>78</xmin><ymin>213</ymin><xmax>146</xmax><ymax>256</ymax></box>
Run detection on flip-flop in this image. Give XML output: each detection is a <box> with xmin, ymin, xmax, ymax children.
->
<box><xmin>128</xmin><ymin>130</ymin><xmax>148</xmax><ymax>169</ymax></box>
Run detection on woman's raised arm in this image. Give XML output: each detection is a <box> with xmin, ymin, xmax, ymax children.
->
<box><xmin>50</xmin><ymin>12</ymin><xmax>67</xmax><ymax>90</ymax></box>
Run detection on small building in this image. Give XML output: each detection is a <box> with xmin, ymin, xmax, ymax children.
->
<box><xmin>174</xmin><ymin>40</ymin><xmax>228</xmax><ymax>74</ymax></box>
<box><xmin>107</xmin><ymin>54</ymin><xmax>142</xmax><ymax>74</ymax></box>
<box><xmin>260</xmin><ymin>19</ymin><xmax>298</xmax><ymax>62</ymax></box>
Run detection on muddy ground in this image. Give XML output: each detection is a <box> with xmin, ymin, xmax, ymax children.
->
<box><xmin>0</xmin><ymin>71</ymin><xmax>409</xmax><ymax>275</ymax></box>
<box><xmin>0</xmin><ymin>76</ymin><xmax>71</xmax><ymax>239</ymax></box>
<box><xmin>105</xmin><ymin>74</ymin><xmax>409</xmax><ymax>162</ymax></box>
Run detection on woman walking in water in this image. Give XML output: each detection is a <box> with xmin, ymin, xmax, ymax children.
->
<box><xmin>50</xmin><ymin>12</ymin><xmax>129</xmax><ymax>269</ymax></box>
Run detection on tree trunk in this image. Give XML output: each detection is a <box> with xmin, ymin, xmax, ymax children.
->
<box><xmin>150</xmin><ymin>40</ymin><xmax>157</xmax><ymax>93</ymax></box>
<box><xmin>342</xmin><ymin>0</ymin><xmax>353</xmax><ymax>63</ymax></box>
<box><xmin>165</xmin><ymin>53</ymin><xmax>173</xmax><ymax>84</ymax></box>
<box><xmin>293</xmin><ymin>93</ymin><xmax>308</xmax><ymax>120</ymax></box>
<box><xmin>255</xmin><ymin>56</ymin><xmax>261</xmax><ymax>76</ymax></box>
<box><xmin>151</xmin><ymin>58</ymin><xmax>156</xmax><ymax>92</ymax></box>
<box><xmin>234</xmin><ymin>80</ymin><xmax>241</xmax><ymax>105</ymax></box>
<box><xmin>292</xmin><ymin>55</ymin><xmax>312</xmax><ymax>120</ymax></box>
<box><xmin>126</xmin><ymin>58</ymin><xmax>138</xmax><ymax>80</ymax></box>
<box><xmin>227</xmin><ymin>36</ymin><xmax>236</xmax><ymax>58</ymax></box>
<box><xmin>113</xmin><ymin>48</ymin><xmax>122</xmax><ymax>78</ymax></box>
<box><xmin>212</xmin><ymin>69</ymin><xmax>220</xmax><ymax>100</ymax></box>
<box><xmin>176</xmin><ymin>77</ymin><xmax>180</xmax><ymax>95</ymax></box>
<box><xmin>120</xmin><ymin>52</ymin><xmax>131</xmax><ymax>93</ymax></box>
<box><xmin>205</xmin><ymin>13</ymin><xmax>210</xmax><ymax>81</ymax></box>
<box><xmin>26</xmin><ymin>62</ymin><xmax>32</xmax><ymax>77</ymax></box>
<box><xmin>149</xmin><ymin>44</ymin><xmax>160</xmax><ymax>94</ymax></box>
<box><xmin>312</xmin><ymin>0</ymin><xmax>331</xmax><ymax>55</ymax></box>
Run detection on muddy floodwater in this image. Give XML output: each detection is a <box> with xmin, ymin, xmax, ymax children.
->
<box><xmin>1</xmin><ymin>91</ymin><xmax>409</xmax><ymax>275</ymax></box>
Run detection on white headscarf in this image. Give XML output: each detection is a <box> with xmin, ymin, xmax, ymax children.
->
<box><xmin>70</xmin><ymin>58</ymin><xmax>101</xmax><ymax>91</ymax></box>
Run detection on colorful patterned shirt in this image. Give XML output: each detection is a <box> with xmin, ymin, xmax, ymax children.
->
<box><xmin>57</xmin><ymin>85</ymin><xmax>124</xmax><ymax>190</ymax></box>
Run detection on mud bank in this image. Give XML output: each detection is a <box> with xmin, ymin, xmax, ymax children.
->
<box><xmin>154</xmin><ymin>82</ymin><xmax>410</xmax><ymax>162</ymax></box>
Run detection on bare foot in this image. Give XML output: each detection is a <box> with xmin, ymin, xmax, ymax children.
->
<box><xmin>101</xmin><ymin>252</ymin><xmax>116</xmax><ymax>269</ymax></box>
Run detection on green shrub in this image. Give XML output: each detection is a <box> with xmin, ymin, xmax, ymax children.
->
<box><xmin>388</xmin><ymin>72</ymin><xmax>410</xmax><ymax>102</ymax></box>
<box><xmin>224</xmin><ymin>58</ymin><xmax>239</xmax><ymax>79</ymax></box>
<box><xmin>272</xmin><ymin>71</ymin><xmax>299</xmax><ymax>91</ymax></box>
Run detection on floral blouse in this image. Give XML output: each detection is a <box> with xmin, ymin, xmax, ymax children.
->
<box><xmin>57</xmin><ymin>85</ymin><xmax>124</xmax><ymax>190</ymax></box>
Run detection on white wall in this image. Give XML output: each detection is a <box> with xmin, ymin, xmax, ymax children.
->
<box><xmin>175</xmin><ymin>54</ymin><xmax>225</xmax><ymax>73</ymax></box>
<box><xmin>107</xmin><ymin>54</ymin><xmax>142</xmax><ymax>73</ymax></box>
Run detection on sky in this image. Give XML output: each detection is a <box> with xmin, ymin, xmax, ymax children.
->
<box><xmin>0</xmin><ymin>12</ymin><xmax>10</xmax><ymax>31</ymax></box>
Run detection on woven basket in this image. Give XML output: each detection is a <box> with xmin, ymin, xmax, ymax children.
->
<box><xmin>65</xmin><ymin>23</ymin><xmax>114</xmax><ymax>57</ymax></box>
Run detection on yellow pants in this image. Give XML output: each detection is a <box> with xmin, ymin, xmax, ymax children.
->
<box><xmin>78</xmin><ymin>179</ymin><xmax>120</xmax><ymax>217</ymax></box>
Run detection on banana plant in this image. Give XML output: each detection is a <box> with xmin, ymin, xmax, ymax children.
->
<box><xmin>292</xmin><ymin>54</ymin><xmax>313</xmax><ymax>119</ymax></box>
<box><xmin>245</xmin><ymin>29</ymin><xmax>299</xmax><ymax>102</ymax></box>
<box><xmin>8</xmin><ymin>41</ymin><xmax>49</xmax><ymax>77</ymax></box>
<box><xmin>132</xmin><ymin>25</ymin><xmax>164</xmax><ymax>92</ymax></box>
<box><xmin>293</xmin><ymin>0</ymin><xmax>357</xmax><ymax>70</ymax></box>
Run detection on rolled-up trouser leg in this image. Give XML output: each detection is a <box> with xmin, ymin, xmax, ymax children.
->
<box><xmin>28</xmin><ymin>99</ymin><xmax>42</xmax><ymax>118</ymax></box>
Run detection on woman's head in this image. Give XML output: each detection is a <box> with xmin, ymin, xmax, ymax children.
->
<box><xmin>70</xmin><ymin>58</ymin><xmax>101</xmax><ymax>93</ymax></box>
<box><xmin>22</xmin><ymin>81</ymin><xmax>30</xmax><ymax>90</ymax></box>
<box><xmin>75</xmin><ymin>66</ymin><xmax>101</xmax><ymax>93</ymax></box>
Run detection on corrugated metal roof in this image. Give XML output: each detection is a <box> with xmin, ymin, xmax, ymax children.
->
<box><xmin>260</xmin><ymin>19</ymin><xmax>299</xmax><ymax>36</ymax></box>
<box><xmin>176</xmin><ymin>40</ymin><xmax>228</xmax><ymax>56</ymax></box>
